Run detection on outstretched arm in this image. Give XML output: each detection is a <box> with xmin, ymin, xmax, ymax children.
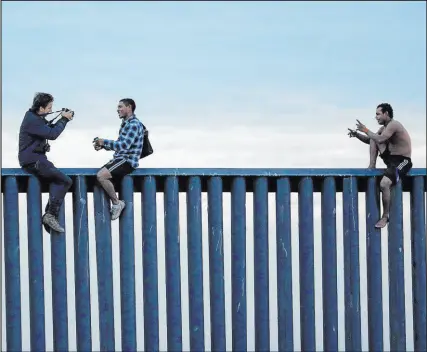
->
<box><xmin>101</xmin><ymin>121</ymin><xmax>141</xmax><ymax>152</ymax></box>
<box><xmin>356</xmin><ymin>120</ymin><xmax>397</xmax><ymax>144</ymax></box>
<box><xmin>348</xmin><ymin>128</ymin><xmax>370</xmax><ymax>144</ymax></box>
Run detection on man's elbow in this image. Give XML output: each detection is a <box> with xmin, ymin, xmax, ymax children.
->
<box><xmin>111</xmin><ymin>143</ymin><xmax>122</xmax><ymax>152</ymax></box>
<box><xmin>44</xmin><ymin>128</ymin><xmax>63</xmax><ymax>140</ymax></box>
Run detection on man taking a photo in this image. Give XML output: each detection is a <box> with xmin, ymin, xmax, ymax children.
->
<box><xmin>18</xmin><ymin>92</ymin><xmax>74</xmax><ymax>233</ymax></box>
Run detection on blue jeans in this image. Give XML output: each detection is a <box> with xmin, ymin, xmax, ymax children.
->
<box><xmin>23</xmin><ymin>159</ymin><xmax>73</xmax><ymax>216</ymax></box>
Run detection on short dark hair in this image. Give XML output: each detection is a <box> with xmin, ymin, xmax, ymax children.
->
<box><xmin>377</xmin><ymin>103</ymin><xmax>394</xmax><ymax>119</ymax></box>
<box><xmin>120</xmin><ymin>98</ymin><xmax>136</xmax><ymax>113</ymax></box>
<box><xmin>30</xmin><ymin>92</ymin><xmax>54</xmax><ymax>113</ymax></box>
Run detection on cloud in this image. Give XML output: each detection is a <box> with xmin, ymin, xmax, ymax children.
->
<box><xmin>2</xmin><ymin>125</ymin><xmax>425</xmax><ymax>170</ymax></box>
<box><xmin>2</xmin><ymin>93</ymin><xmax>425</xmax><ymax>169</ymax></box>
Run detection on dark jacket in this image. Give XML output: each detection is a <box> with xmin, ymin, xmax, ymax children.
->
<box><xmin>18</xmin><ymin>110</ymin><xmax>70</xmax><ymax>166</ymax></box>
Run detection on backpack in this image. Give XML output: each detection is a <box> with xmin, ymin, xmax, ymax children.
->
<box><xmin>140</xmin><ymin>123</ymin><xmax>153</xmax><ymax>159</ymax></box>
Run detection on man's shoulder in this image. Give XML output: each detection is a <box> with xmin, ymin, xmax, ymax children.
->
<box><xmin>133</xmin><ymin>118</ymin><xmax>143</xmax><ymax>124</ymax></box>
<box><xmin>21</xmin><ymin>110</ymin><xmax>40</xmax><ymax>127</ymax></box>
<box><xmin>129</xmin><ymin>117</ymin><xmax>144</xmax><ymax>129</ymax></box>
<box><xmin>388</xmin><ymin>119</ymin><xmax>405</xmax><ymax>130</ymax></box>
<box><xmin>23</xmin><ymin>110</ymin><xmax>37</xmax><ymax>120</ymax></box>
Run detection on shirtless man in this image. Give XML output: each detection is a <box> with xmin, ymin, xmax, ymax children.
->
<box><xmin>348</xmin><ymin>103</ymin><xmax>412</xmax><ymax>228</ymax></box>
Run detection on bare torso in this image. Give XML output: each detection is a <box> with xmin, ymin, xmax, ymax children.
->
<box><xmin>376</xmin><ymin>120</ymin><xmax>412</xmax><ymax>158</ymax></box>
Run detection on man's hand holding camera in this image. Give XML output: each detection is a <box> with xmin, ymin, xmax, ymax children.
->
<box><xmin>61</xmin><ymin>108</ymin><xmax>74</xmax><ymax>121</ymax></box>
<box><xmin>93</xmin><ymin>137</ymin><xmax>105</xmax><ymax>151</ymax></box>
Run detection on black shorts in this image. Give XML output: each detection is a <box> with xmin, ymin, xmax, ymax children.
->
<box><xmin>383</xmin><ymin>155</ymin><xmax>412</xmax><ymax>185</ymax></box>
<box><xmin>102</xmin><ymin>158</ymin><xmax>135</xmax><ymax>178</ymax></box>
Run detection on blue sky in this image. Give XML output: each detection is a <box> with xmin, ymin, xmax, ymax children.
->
<box><xmin>2</xmin><ymin>1</ymin><xmax>426</xmax><ymax>124</ymax></box>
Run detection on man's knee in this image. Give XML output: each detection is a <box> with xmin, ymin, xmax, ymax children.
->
<box><xmin>64</xmin><ymin>175</ymin><xmax>73</xmax><ymax>189</ymax></box>
<box><xmin>97</xmin><ymin>167</ymin><xmax>112</xmax><ymax>182</ymax></box>
<box><xmin>376</xmin><ymin>141</ymin><xmax>387</xmax><ymax>153</ymax></box>
<box><xmin>52</xmin><ymin>169</ymin><xmax>72</xmax><ymax>189</ymax></box>
<box><xmin>380</xmin><ymin>176</ymin><xmax>392</xmax><ymax>190</ymax></box>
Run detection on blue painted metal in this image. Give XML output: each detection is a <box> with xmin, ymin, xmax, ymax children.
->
<box><xmin>72</xmin><ymin>176</ymin><xmax>92</xmax><ymax>351</ymax></box>
<box><xmin>343</xmin><ymin>177</ymin><xmax>362</xmax><ymax>351</ymax></box>
<box><xmin>276</xmin><ymin>177</ymin><xmax>293</xmax><ymax>352</ymax></box>
<box><xmin>1</xmin><ymin>168</ymin><xmax>426</xmax><ymax>352</ymax></box>
<box><xmin>27</xmin><ymin>176</ymin><xmax>46</xmax><ymax>351</ymax></box>
<box><xmin>207</xmin><ymin>176</ymin><xmax>226</xmax><ymax>351</ymax></box>
<box><xmin>321</xmin><ymin>177</ymin><xmax>338</xmax><ymax>351</ymax></box>
<box><xmin>3</xmin><ymin>176</ymin><xmax>22</xmax><ymax>351</ymax></box>
<box><xmin>51</xmin><ymin>203</ymin><xmax>69</xmax><ymax>351</ymax></box>
<box><xmin>3</xmin><ymin>167</ymin><xmax>426</xmax><ymax>177</ymax></box>
<box><xmin>142</xmin><ymin>176</ymin><xmax>160</xmax><ymax>351</ymax></box>
<box><xmin>93</xmin><ymin>184</ymin><xmax>115</xmax><ymax>351</ymax></box>
<box><xmin>411</xmin><ymin>176</ymin><xmax>427</xmax><ymax>351</ymax></box>
<box><xmin>388</xmin><ymin>182</ymin><xmax>406</xmax><ymax>351</ymax></box>
<box><xmin>164</xmin><ymin>176</ymin><xmax>183</xmax><ymax>351</ymax></box>
<box><xmin>186</xmin><ymin>176</ymin><xmax>205</xmax><ymax>351</ymax></box>
<box><xmin>298</xmin><ymin>177</ymin><xmax>316</xmax><ymax>351</ymax></box>
<box><xmin>254</xmin><ymin>177</ymin><xmax>270</xmax><ymax>351</ymax></box>
<box><xmin>231</xmin><ymin>176</ymin><xmax>247</xmax><ymax>352</ymax></box>
<box><xmin>365</xmin><ymin>177</ymin><xmax>383</xmax><ymax>351</ymax></box>
<box><xmin>119</xmin><ymin>176</ymin><xmax>137</xmax><ymax>351</ymax></box>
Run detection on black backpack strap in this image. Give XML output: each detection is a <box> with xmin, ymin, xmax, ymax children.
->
<box><xmin>139</xmin><ymin>121</ymin><xmax>153</xmax><ymax>159</ymax></box>
<box><xmin>141</xmin><ymin>123</ymin><xmax>149</xmax><ymax>135</ymax></box>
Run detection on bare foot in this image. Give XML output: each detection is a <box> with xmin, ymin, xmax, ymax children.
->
<box><xmin>375</xmin><ymin>216</ymin><xmax>389</xmax><ymax>229</ymax></box>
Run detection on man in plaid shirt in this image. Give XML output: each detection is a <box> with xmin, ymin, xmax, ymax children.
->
<box><xmin>93</xmin><ymin>98</ymin><xmax>144</xmax><ymax>220</ymax></box>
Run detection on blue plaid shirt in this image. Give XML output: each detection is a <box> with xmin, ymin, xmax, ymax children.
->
<box><xmin>103</xmin><ymin>115</ymin><xmax>144</xmax><ymax>169</ymax></box>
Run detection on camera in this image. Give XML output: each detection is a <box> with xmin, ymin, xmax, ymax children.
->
<box><xmin>62</xmin><ymin>108</ymin><xmax>74</xmax><ymax>117</ymax></box>
<box><xmin>33</xmin><ymin>140</ymin><xmax>50</xmax><ymax>154</ymax></box>
<box><xmin>93</xmin><ymin>137</ymin><xmax>102</xmax><ymax>151</ymax></box>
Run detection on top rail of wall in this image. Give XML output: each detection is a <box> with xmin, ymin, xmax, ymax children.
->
<box><xmin>2</xmin><ymin>168</ymin><xmax>426</xmax><ymax>193</ymax></box>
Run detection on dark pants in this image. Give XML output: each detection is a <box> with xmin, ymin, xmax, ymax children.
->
<box><xmin>22</xmin><ymin>159</ymin><xmax>73</xmax><ymax>216</ymax></box>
